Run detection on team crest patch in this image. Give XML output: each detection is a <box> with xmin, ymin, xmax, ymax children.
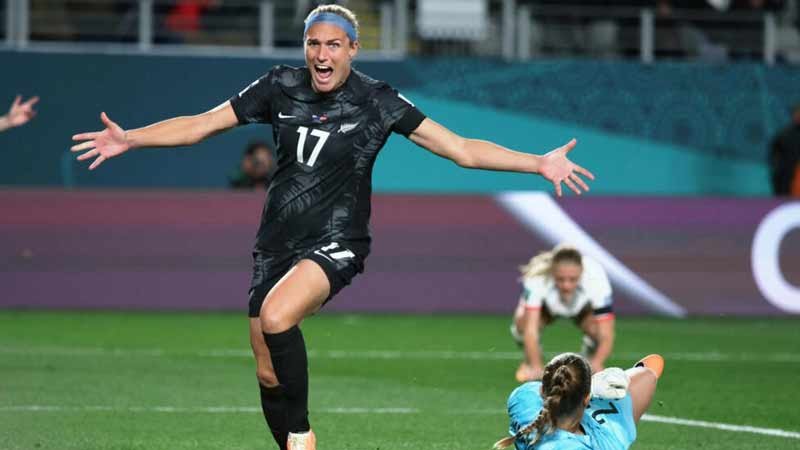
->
<box><xmin>338</xmin><ymin>122</ymin><xmax>359</xmax><ymax>134</ymax></box>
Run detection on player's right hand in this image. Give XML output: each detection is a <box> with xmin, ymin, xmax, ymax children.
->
<box><xmin>7</xmin><ymin>95</ymin><xmax>39</xmax><ymax>127</ymax></box>
<box><xmin>71</xmin><ymin>112</ymin><xmax>130</xmax><ymax>170</ymax></box>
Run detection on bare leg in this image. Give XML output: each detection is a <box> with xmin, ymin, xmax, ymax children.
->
<box><xmin>512</xmin><ymin>299</ymin><xmax>526</xmax><ymax>339</ymax></box>
<box><xmin>260</xmin><ymin>259</ymin><xmax>330</xmax><ymax>334</ymax></box>
<box><xmin>577</xmin><ymin>312</ymin><xmax>597</xmax><ymax>340</ymax></box>
<box><xmin>625</xmin><ymin>366</ymin><xmax>658</xmax><ymax>423</ymax></box>
<box><xmin>250</xmin><ymin>318</ymin><xmax>278</xmax><ymax>387</ymax></box>
<box><xmin>577</xmin><ymin>313</ymin><xmax>598</xmax><ymax>361</ymax></box>
<box><xmin>512</xmin><ymin>300</ymin><xmax>531</xmax><ymax>380</ymax></box>
<box><xmin>259</xmin><ymin>259</ymin><xmax>329</xmax><ymax>450</ymax></box>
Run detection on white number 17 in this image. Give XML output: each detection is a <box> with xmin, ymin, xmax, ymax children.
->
<box><xmin>296</xmin><ymin>126</ymin><xmax>330</xmax><ymax>168</ymax></box>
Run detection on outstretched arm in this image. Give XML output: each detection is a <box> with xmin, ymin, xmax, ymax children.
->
<box><xmin>407</xmin><ymin>118</ymin><xmax>594</xmax><ymax>196</ymax></box>
<box><xmin>71</xmin><ymin>101</ymin><xmax>239</xmax><ymax>170</ymax></box>
<box><xmin>518</xmin><ymin>308</ymin><xmax>545</xmax><ymax>381</ymax></box>
<box><xmin>0</xmin><ymin>95</ymin><xmax>39</xmax><ymax>132</ymax></box>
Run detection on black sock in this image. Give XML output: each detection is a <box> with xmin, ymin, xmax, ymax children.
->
<box><xmin>259</xmin><ymin>383</ymin><xmax>288</xmax><ymax>450</ymax></box>
<box><xmin>264</xmin><ymin>326</ymin><xmax>310</xmax><ymax>433</ymax></box>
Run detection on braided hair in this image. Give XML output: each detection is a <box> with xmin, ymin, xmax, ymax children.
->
<box><xmin>493</xmin><ymin>353</ymin><xmax>592</xmax><ymax>449</ymax></box>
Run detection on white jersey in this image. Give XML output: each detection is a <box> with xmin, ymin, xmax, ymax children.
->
<box><xmin>522</xmin><ymin>256</ymin><xmax>613</xmax><ymax>318</ymax></box>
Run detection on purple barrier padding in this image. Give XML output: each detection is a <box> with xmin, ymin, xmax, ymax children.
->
<box><xmin>1</xmin><ymin>190</ymin><xmax>555</xmax><ymax>314</ymax></box>
<box><xmin>2</xmin><ymin>190</ymin><xmax>258</xmax><ymax>312</ymax></box>
<box><xmin>2</xmin><ymin>190</ymin><xmax>797</xmax><ymax>315</ymax></box>
<box><xmin>556</xmin><ymin>197</ymin><xmax>799</xmax><ymax>315</ymax></box>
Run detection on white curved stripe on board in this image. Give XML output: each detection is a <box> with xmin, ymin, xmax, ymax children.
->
<box><xmin>496</xmin><ymin>191</ymin><xmax>686</xmax><ymax>317</ymax></box>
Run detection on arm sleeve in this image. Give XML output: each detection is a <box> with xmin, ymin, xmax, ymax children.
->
<box><xmin>521</xmin><ymin>277</ymin><xmax>545</xmax><ymax>309</ymax></box>
<box><xmin>582</xmin><ymin>257</ymin><xmax>614</xmax><ymax>314</ymax></box>
<box><xmin>229</xmin><ymin>69</ymin><xmax>279</xmax><ymax>125</ymax></box>
<box><xmin>374</xmin><ymin>84</ymin><xmax>426</xmax><ymax>136</ymax></box>
<box><xmin>508</xmin><ymin>382</ymin><xmax>544</xmax><ymax>435</ymax></box>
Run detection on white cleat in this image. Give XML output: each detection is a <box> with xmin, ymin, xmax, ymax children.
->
<box><xmin>287</xmin><ymin>430</ymin><xmax>316</xmax><ymax>450</ymax></box>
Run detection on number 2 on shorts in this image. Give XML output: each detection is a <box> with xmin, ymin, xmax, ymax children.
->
<box><xmin>591</xmin><ymin>402</ymin><xmax>619</xmax><ymax>425</ymax></box>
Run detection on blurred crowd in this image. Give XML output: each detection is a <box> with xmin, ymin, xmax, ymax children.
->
<box><xmin>19</xmin><ymin>1</ymin><xmax>797</xmax><ymax>61</ymax></box>
<box><xmin>521</xmin><ymin>0</ymin><xmax>799</xmax><ymax>61</ymax></box>
<box><xmin>228</xmin><ymin>140</ymin><xmax>275</xmax><ymax>190</ymax></box>
<box><xmin>27</xmin><ymin>0</ymin><xmax>343</xmax><ymax>46</ymax></box>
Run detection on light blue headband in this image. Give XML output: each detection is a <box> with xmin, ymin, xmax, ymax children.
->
<box><xmin>304</xmin><ymin>12</ymin><xmax>358</xmax><ymax>42</ymax></box>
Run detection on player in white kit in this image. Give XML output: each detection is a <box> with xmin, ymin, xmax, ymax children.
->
<box><xmin>511</xmin><ymin>245</ymin><xmax>615</xmax><ymax>381</ymax></box>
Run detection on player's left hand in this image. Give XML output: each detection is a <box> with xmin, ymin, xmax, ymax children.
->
<box><xmin>71</xmin><ymin>112</ymin><xmax>130</xmax><ymax>170</ymax></box>
<box><xmin>539</xmin><ymin>139</ymin><xmax>594</xmax><ymax>197</ymax></box>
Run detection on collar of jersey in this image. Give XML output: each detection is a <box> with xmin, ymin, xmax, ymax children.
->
<box><xmin>279</xmin><ymin>68</ymin><xmax>370</xmax><ymax>105</ymax></box>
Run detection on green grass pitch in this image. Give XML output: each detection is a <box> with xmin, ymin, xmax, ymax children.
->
<box><xmin>1</xmin><ymin>311</ymin><xmax>798</xmax><ymax>449</ymax></box>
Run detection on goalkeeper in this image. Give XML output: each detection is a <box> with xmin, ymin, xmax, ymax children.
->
<box><xmin>511</xmin><ymin>245</ymin><xmax>615</xmax><ymax>382</ymax></box>
<box><xmin>493</xmin><ymin>353</ymin><xmax>664</xmax><ymax>450</ymax></box>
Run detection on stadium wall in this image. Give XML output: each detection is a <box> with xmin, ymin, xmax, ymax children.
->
<box><xmin>1</xmin><ymin>51</ymin><xmax>798</xmax><ymax>195</ymax></box>
<box><xmin>2</xmin><ymin>190</ymin><xmax>798</xmax><ymax>316</ymax></box>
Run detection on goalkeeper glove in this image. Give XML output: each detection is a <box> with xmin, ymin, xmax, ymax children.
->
<box><xmin>591</xmin><ymin>367</ymin><xmax>629</xmax><ymax>399</ymax></box>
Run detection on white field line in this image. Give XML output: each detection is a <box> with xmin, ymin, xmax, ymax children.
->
<box><xmin>0</xmin><ymin>405</ymin><xmax>798</xmax><ymax>439</ymax></box>
<box><xmin>641</xmin><ymin>414</ymin><xmax>800</xmax><ymax>439</ymax></box>
<box><xmin>1</xmin><ymin>347</ymin><xmax>799</xmax><ymax>363</ymax></box>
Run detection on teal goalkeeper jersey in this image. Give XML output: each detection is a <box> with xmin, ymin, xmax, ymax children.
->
<box><xmin>506</xmin><ymin>382</ymin><xmax>637</xmax><ymax>450</ymax></box>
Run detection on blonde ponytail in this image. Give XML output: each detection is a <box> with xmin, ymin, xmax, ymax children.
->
<box><xmin>519</xmin><ymin>249</ymin><xmax>556</xmax><ymax>280</ymax></box>
<box><xmin>519</xmin><ymin>244</ymin><xmax>582</xmax><ymax>281</ymax></box>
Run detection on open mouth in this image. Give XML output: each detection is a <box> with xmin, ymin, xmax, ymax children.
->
<box><xmin>313</xmin><ymin>64</ymin><xmax>334</xmax><ymax>85</ymax></box>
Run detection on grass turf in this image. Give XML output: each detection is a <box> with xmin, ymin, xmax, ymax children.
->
<box><xmin>1</xmin><ymin>311</ymin><xmax>798</xmax><ymax>449</ymax></box>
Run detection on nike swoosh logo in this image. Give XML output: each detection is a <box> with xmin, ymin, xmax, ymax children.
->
<box><xmin>278</xmin><ymin>112</ymin><xmax>296</xmax><ymax>119</ymax></box>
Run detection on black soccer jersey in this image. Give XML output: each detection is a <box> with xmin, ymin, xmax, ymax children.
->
<box><xmin>230</xmin><ymin>65</ymin><xmax>426</xmax><ymax>255</ymax></box>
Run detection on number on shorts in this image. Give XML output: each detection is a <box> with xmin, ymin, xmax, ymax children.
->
<box><xmin>314</xmin><ymin>242</ymin><xmax>355</xmax><ymax>261</ymax></box>
<box><xmin>591</xmin><ymin>402</ymin><xmax>619</xmax><ymax>425</ymax></box>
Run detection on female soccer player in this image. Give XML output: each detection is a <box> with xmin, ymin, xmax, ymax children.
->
<box><xmin>511</xmin><ymin>245</ymin><xmax>615</xmax><ymax>382</ymax></box>
<box><xmin>494</xmin><ymin>353</ymin><xmax>664</xmax><ymax>450</ymax></box>
<box><xmin>71</xmin><ymin>5</ymin><xmax>594</xmax><ymax>450</ymax></box>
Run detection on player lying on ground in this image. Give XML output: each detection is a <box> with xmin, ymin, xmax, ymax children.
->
<box><xmin>494</xmin><ymin>353</ymin><xmax>664</xmax><ymax>450</ymax></box>
<box><xmin>511</xmin><ymin>245</ymin><xmax>615</xmax><ymax>382</ymax></box>
<box><xmin>71</xmin><ymin>5</ymin><xmax>594</xmax><ymax>450</ymax></box>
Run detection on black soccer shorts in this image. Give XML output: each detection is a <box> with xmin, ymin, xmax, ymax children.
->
<box><xmin>247</xmin><ymin>241</ymin><xmax>366</xmax><ymax>317</ymax></box>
